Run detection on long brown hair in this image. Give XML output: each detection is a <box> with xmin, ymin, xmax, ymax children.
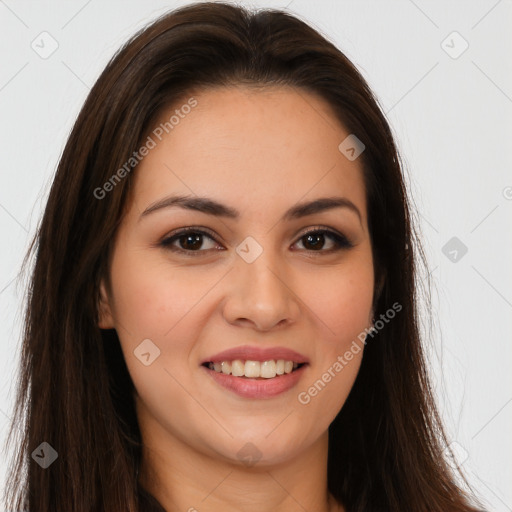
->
<box><xmin>3</xmin><ymin>2</ymin><xmax>483</xmax><ymax>511</ymax></box>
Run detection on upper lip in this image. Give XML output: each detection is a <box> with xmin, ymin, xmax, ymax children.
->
<box><xmin>201</xmin><ymin>345</ymin><xmax>310</xmax><ymax>364</ymax></box>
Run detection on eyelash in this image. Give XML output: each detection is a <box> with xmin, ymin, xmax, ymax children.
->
<box><xmin>159</xmin><ymin>226</ymin><xmax>354</xmax><ymax>257</ymax></box>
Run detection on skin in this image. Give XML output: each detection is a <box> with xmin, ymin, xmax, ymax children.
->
<box><xmin>99</xmin><ymin>85</ymin><xmax>375</xmax><ymax>512</ymax></box>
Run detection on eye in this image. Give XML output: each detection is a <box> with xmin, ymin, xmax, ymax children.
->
<box><xmin>160</xmin><ymin>226</ymin><xmax>353</xmax><ymax>257</ymax></box>
<box><xmin>160</xmin><ymin>227</ymin><xmax>222</xmax><ymax>256</ymax></box>
<box><xmin>292</xmin><ymin>227</ymin><xmax>353</xmax><ymax>253</ymax></box>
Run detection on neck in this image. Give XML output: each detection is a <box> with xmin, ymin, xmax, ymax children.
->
<box><xmin>137</xmin><ymin>410</ymin><xmax>343</xmax><ymax>512</ymax></box>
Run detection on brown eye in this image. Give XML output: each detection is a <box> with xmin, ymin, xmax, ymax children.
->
<box><xmin>176</xmin><ymin>233</ymin><xmax>204</xmax><ymax>251</ymax></box>
<box><xmin>301</xmin><ymin>232</ymin><xmax>327</xmax><ymax>250</ymax></box>
<box><xmin>160</xmin><ymin>228</ymin><xmax>221</xmax><ymax>255</ymax></box>
<box><xmin>293</xmin><ymin>229</ymin><xmax>353</xmax><ymax>252</ymax></box>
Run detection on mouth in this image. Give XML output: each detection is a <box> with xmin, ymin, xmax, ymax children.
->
<box><xmin>201</xmin><ymin>359</ymin><xmax>309</xmax><ymax>399</ymax></box>
<box><xmin>202</xmin><ymin>359</ymin><xmax>307</xmax><ymax>379</ymax></box>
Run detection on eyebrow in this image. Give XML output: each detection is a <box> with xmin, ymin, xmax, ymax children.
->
<box><xmin>139</xmin><ymin>194</ymin><xmax>362</xmax><ymax>224</ymax></box>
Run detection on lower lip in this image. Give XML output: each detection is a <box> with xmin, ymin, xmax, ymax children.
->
<box><xmin>201</xmin><ymin>364</ymin><xmax>308</xmax><ymax>399</ymax></box>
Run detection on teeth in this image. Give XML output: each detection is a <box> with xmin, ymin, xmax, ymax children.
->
<box><xmin>260</xmin><ymin>360</ymin><xmax>276</xmax><ymax>378</ymax></box>
<box><xmin>231</xmin><ymin>359</ymin><xmax>244</xmax><ymax>377</ymax></box>
<box><xmin>244</xmin><ymin>360</ymin><xmax>260</xmax><ymax>378</ymax></box>
<box><xmin>221</xmin><ymin>361</ymin><xmax>231</xmax><ymax>374</ymax></box>
<box><xmin>207</xmin><ymin>359</ymin><xmax>302</xmax><ymax>378</ymax></box>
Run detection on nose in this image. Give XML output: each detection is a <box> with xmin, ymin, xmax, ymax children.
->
<box><xmin>222</xmin><ymin>248</ymin><xmax>300</xmax><ymax>332</ymax></box>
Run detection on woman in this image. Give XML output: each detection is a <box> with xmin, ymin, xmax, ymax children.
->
<box><xmin>3</xmin><ymin>2</ymin><xmax>483</xmax><ymax>511</ymax></box>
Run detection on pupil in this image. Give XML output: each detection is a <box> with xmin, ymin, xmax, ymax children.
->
<box><xmin>305</xmin><ymin>233</ymin><xmax>324</xmax><ymax>250</ymax></box>
<box><xmin>181</xmin><ymin>234</ymin><xmax>202</xmax><ymax>250</ymax></box>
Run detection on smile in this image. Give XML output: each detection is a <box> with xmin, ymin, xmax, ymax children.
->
<box><xmin>201</xmin><ymin>360</ymin><xmax>308</xmax><ymax>399</ymax></box>
<box><xmin>203</xmin><ymin>359</ymin><xmax>306</xmax><ymax>378</ymax></box>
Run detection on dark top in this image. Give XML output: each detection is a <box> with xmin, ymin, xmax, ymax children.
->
<box><xmin>138</xmin><ymin>483</ymin><xmax>167</xmax><ymax>512</ymax></box>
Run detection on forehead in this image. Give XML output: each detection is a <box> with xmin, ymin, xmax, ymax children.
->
<box><xmin>130</xmin><ymin>85</ymin><xmax>367</xmax><ymax>223</ymax></box>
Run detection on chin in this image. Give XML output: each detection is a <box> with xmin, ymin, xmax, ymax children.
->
<box><xmin>208</xmin><ymin>433</ymin><xmax>309</xmax><ymax>469</ymax></box>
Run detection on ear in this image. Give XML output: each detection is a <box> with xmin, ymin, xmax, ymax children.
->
<box><xmin>98</xmin><ymin>279</ymin><xmax>115</xmax><ymax>329</ymax></box>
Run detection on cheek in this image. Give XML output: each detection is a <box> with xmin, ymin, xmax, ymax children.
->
<box><xmin>299</xmin><ymin>258</ymin><xmax>374</xmax><ymax>345</ymax></box>
<box><xmin>295</xmin><ymin>255</ymin><xmax>373</xmax><ymax>411</ymax></box>
<box><xmin>315</xmin><ymin>281</ymin><xmax>372</xmax><ymax>336</ymax></box>
<box><xmin>109</xmin><ymin>248</ymin><xmax>208</xmax><ymax>339</ymax></box>
<box><xmin>107</xmin><ymin>247</ymin><xmax>224</xmax><ymax>393</ymax></box>
<box><xmin>107</xmin><ymin>251</ymin><xmax>209</xmax><ymax>421</ymax></box>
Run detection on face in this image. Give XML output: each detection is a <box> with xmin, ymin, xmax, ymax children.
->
<box><xmin>99</xmin><ymin>85</ymin><xmax>375</xmax><ymax>467</ymax></box>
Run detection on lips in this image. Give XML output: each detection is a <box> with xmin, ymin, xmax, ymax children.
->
<box><xmin>200</xmin><ymin>345</ymin><xmax>309</xmax><ymax>399</ymax></box>
<box><xmin>201</xmin><ymin>345</ymin><xmax>309</xmax><ymax>365</ymax></box>
<box><xmin>201</xmin><ymin>363</ymin><xmax>308</xmax><ymax>399</ymax></box>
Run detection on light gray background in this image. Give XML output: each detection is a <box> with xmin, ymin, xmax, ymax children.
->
<box><xmin>1</xmin><ymin>1</ymin><xmax>511</xmax><ymax>510</ymax></box>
